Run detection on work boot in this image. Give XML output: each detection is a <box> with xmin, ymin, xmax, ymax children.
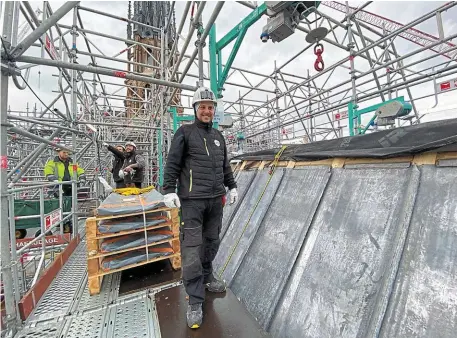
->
<box><xmin>204</xmin><ymin>273</ymin><xmax>226</xmax><ymax>293</ymax></box>
<box><xmin>187</xmin><ymin>303</ymin><xmax>203</xmax><ymax>329</ymax></box>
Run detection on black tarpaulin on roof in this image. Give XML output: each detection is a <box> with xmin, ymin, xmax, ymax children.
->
<box><xmin>233</xmin><ymin>118</ymin><xmax>457</xmax><ymax>161</ymax></box>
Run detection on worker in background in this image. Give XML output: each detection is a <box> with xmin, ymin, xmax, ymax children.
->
<box><xmin>121</xmin><ymin>141</ymin><xmax>145</xmax><ymax>188</ymax></box>
<box><xmin>103</xmin><ymin>143</ymin><xmax>126</xmax><ymax>189</ymax></box>
<box><xmin>162</xmin><ymin>86</ymin><xmax>238</xmax><ymax>329</ymax></box>
<box><xmin>44</xmin><ymin>148</ymin><xmax>86</xmax><ymax>197</ymax></box>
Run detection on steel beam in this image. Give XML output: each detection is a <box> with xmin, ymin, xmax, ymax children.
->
<box><xmin>1</xmin><ymin>2</ymin><xmax>18</xmax><ymax>333</ymax></box>
<box><xmin>10</xmin><ymin>1</ymin><xmax>80</xmax><ymax>58</ymax></box>
<box><xmin>15</xmin><ymin>55</ymin><xmax>198</xmax><ymax>91</ymax></box>
<box><xmin>7</xmin><ymin>128</ymin><xmax>63</xmax><ymax>181</ymax></box>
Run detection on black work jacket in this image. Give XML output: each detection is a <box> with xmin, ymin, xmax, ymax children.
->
<box><xmin>122</xmin><ymin>151</ymin><xmax>146</xmax><ymax>184</ymax></box>
<box><xmin>108</xmin><ymin>145</ymin><xmax>125</xmax><ymax>182</ymax></box>
<box><xmin>162</xmin><ymin>119</ymin><xmax>237</xmax><ymax>199</ymax></box>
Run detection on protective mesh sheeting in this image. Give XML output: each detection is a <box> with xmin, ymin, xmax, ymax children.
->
<box><xmin>97</xmin><ymin>189</ymin><xmax>166</xmax><ymax>216</ymax></box>
<box><xmin>234</xmin><ymin>118</ymin><xmax>457</xmax><ymax>161</ymax></box>
<box><xmin>100</xmin><ymin>243</ymin><xmax>173</xmax><ymax>271</ymax></box>
<box><xmin>100</xmin><ymin>230</ymin><xmax>173</xmax><ymax>253</ymax></box>
<box><xmin>98</xmin><ymin>215</ymin><xmax>167</xmax><ymax>234</ymax></box>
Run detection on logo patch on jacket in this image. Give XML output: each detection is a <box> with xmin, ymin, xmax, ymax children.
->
<box><xmin>214</xmin><ymin>140</ymin><xmax>220</xmax><ymax>147</ymax></box>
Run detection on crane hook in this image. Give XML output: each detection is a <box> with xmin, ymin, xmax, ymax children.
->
<box><xmin>314</xmin><ymin>43</ymin><xmax>324</xmax><ymax>72</ymax></box>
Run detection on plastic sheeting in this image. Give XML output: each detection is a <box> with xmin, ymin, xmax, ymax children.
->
<box><xmin>100</xmin><ymin>230</ymin><xmax>173</xmax><ymax>253</ymax></box>
<box><xmin>98</xmin><ymin>215</ymin><xmax>167</xmax><ymax>234</ymax></box>
<box><xmin>233</xmin><ymin>118</ymin><xmax>457</xmax><ymax>161</ymax></box>
<box><xmin>97</xmin><ymin>189</ymin><xmax>165</xmax><ymax>216</ymax></box>
<box><xmin>101</xmin><ymin>243</ymin><xmax>173</xmax><ymax>271</ymax></box>
<box><xmin>216</xmin><ymin>163</ymin><xmax>457</xmax><ymax>338</ymax></box>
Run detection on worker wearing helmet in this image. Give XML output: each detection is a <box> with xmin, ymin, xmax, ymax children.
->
<box><xmin>162</xmin><ymin>86</ymin><xmax>238</xmax><ymax>329</ymax></box>
<box><xmin>121</xmin><ymin>141</ymin><xmax>145</xmax><ymax>188</ymax></box>
<box><xmin>103</xmin><ymin>143</ymin><xmax>126</xmax><ymax>189</ymax></box>
<box><xmin>44</xmin><ymin>147</ymin><xmax>86</xmax><ymax>196</ymax></box>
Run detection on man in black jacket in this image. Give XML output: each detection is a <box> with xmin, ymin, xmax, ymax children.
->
<box><xmin>122</xmin><ymin>141</ymin><xmax>145</xmax><ymax>188</ymax></box>
<box><xmin>103</xmin><ymin>143</ymin><xmax>126</xmax><ymax>188</ymax></box>
<box><xmin>162</xmin><ymin>87</ymin><xmax>238</xmax><ymax>329</ymax></box>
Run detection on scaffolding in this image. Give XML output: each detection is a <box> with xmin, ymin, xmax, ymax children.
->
<box><xmin>1</xmin><ymin>1</ymin><xmax>457</xmax><ymax>336</ymax></box>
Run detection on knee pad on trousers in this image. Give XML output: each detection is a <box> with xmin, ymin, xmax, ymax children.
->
<box><xmin>181</xmin><ymin>246</ymin><xmax>202</xmax><ymax>281</ymax></box>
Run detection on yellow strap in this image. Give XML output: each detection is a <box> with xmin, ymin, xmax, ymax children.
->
<box><xmin>218</xmin><ymin>145</ymin><xmax>287</xmax><ymax>279</ymax></box>
<box><xmin>113</xmin><ymin>185</ymin><xmax>156</xmax><ymax>196</ymax></box>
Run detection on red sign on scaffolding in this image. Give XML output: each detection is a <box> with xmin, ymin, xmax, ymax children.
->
<box><xmin>440</xmin><ymin>82</ymin><xmax>451</xmax><ymax>91</ymax></box>
<box><xmin>437</xmin><ymin>79</ymin><xmax>457</xmax><ymax>93</ymax></box>
<box><xmin>334</xmin><ymin>111</ymin><xmax>348</xmax><ymax>120</ymax></box>
<box><xmin>45</xmin><ymin>35</ymin><xmax>60</xmax><ymax>61</ymax></box>
<box><xmin>0</xmin><ymin>155</ymin><xmax>7</xmax><ymax>169</ymax></box>
<box><xmin>45</xmin><ymin>209</ymin><xmax>62</xmax><ymax>231</ymax></box>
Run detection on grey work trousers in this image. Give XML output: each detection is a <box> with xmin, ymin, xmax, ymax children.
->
<box><xmin>179</xmin><ymin>197</ymin><xmax>224</xmax><ymax>305</ymax></box>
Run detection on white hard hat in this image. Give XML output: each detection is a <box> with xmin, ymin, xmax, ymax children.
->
<box><xmin>192</xmin><ymin>87</ymin><xmax>217</xmax><ymax>108</ymax></box>
<box><xmin>125</xmin><ymin>141</ymin><xmax>137</xmax><ymax>148</ymax></box>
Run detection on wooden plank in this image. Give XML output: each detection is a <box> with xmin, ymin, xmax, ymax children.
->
<box><xmin>93</xmin><ymin>253</ymin><xmax>180</xmax><ymax>278</ymax></box>
<box><xmin>94</xmin><ymin>207</ymin><xmax>172</xmax><ymax>221</ymax></box>
<box><xmin>170</xmin><ymin>238</ymin><xmax>181</xmax><ymax>270</ymax></box>
<box><xmin>294</xmin><ymin>159</ymin><xmax>334</xmax><ymax>167</ymax></box>
<box><xmin>436</xmin><ymin>151</ymin><xmax>457</xmax><ymax>160</ymax></box>
<box><xmin>276</xmin><ymin>160</ymin><xmax>289</xmax><ymax>167</ymax></box>
<box><xmin>86</xmin><ymin>218</ymin><xmax>102</xmax><ymax>296</ymax></box>
<box><xmin>239</xmin><ymin>161</ymin><xmax>247</xmax><ymax>171</ymax></box>
<box><xmin>286</xmin><ymin>161</ymin><xmax>295</xmax><ymax>169</ymax></box>
<box><xmin>243</xmin><ymin>161</ymin><xmax>261</xmax><ymax>170</ymax></box>
<box><xmin>332</xmin><ymin>158</ymin><xmax>346</xmax><ymax>168</ymax></box>
<box><xmin>258</xmin><ymin>161</ymin><xmax>267</xmax><ymax>170</ymax></box>
<box><xmin>88</xmin><ymin>237</ymin><xmax>179</xmax><ymax>259</ymax></box>
<box><xmin>169</xmin><ymin>209</ymin><xmax>180</xmax><ymax>237</ymax></box>
<box><xmin>344</xmin><ymin>156</ymin><xmax>414</xmax><ymax>165</ymax></box>
<box><xmin>88</xmin><ymin>275</ymin><xmax>102</xmax><ymax>296</ymax></box>
<box><xmin>413</xmin><ymin>153</ymin><xmax>437</xmax><ymax>165</ymax></box>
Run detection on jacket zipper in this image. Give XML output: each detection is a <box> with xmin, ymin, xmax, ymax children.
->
<box><xmin>189</xmin><ymin>169</ymin><xmax>193</xmax><ymax>192</ymax></box>
<box><xmin>203</xmin><ymin>138</ymin><xmax>210</xmax><ymax>156</ymax></box>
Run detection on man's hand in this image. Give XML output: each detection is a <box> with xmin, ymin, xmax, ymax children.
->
<box><xmin>124</xmin><ymin>166</ymin><xmax>133</xmax><ymax>172</ymax></box>
<box><xmin>164</xmin><ymin>193</ymin><xmax>181</xmax><ymax>208</ymax></box>
<box><xmin>229</xmin><ymin>188</ymin><xmax>238</xmax><ymax>204</ymax></box>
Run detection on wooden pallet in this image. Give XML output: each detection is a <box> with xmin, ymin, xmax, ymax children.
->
<box><xmin>86</xmin><ymin>207</ymin><xmax>181</xmax><ymax>295</ymax></box>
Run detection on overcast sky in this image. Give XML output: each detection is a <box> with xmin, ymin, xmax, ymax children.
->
<box><xmin>3</xmin><ymin>0</ymin><xmax>457</xmax><ymax>140</ymax></box>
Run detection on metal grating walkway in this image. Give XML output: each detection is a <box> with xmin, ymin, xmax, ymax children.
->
<box><xmin>14</xmin><ymin>228</ymin><xmax>173</xmax><ymax>338</ymax></box>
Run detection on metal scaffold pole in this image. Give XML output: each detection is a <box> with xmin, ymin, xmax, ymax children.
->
<box><xmin>1</xmin><ymin>2</ymin><xmax>19</xmax><ymax>334</ymax></box>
